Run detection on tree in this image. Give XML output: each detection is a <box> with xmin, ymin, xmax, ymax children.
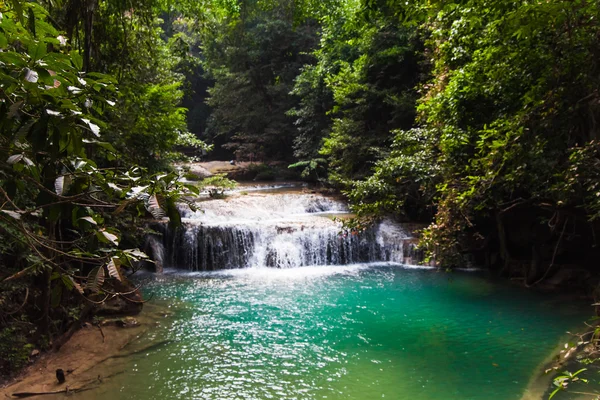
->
<box><xmin>0</xmin><ymin>0</ymin><xmax>199</xmax><ymax>376</ymax></box>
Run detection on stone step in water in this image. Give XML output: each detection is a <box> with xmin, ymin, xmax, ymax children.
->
<box><xmin>147</xmin><ymin>192</ymin><xmax>422</xmax><ymax>270</ymax></box>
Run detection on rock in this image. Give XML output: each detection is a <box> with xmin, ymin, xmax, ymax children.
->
<box><xmin>95</xmin><ymin>280</ymin><xmax>143</xmax><ymax>316</ymax></box>
<box><xmin>119</xmin><ymin>317</ymin><xmax>140</xmax><ymax>328</ymax></box>
<box><xmin>583</xmin><ymin>343</ymin><xmax>596</xmax><ymax>354</ymax></box>
<box><xmin>101</xmin><ymin>317</ymin><xmax>140</xmax><ymax>328</ymax></box>
<box><xmin>30</xmin><ymin>349</ymin><xmax>40</xmax><ymax>357</ymax></box>
<box><xmin>56</xmin><ymin>369</ymin><xmax>65</xmax><ymax>383</ymax></box>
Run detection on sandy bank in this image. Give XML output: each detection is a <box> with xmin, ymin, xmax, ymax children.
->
<box><xmin>1</xmin><ymin>304</ymin><xmax>169</xmax><ymax>399</ymax></box>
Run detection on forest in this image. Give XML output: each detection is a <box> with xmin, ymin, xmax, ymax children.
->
<box><xmin>1</xmin><ymin>0</ymin><xmax>600</xmax><ymax>395</ymax></box>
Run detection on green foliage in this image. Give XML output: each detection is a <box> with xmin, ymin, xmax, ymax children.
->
<box><xmin>346</xmin><ymin>128</ymin><xmax>439</xmax><ymax>221</ymax></box>
<box><xmin>293</xmin><ymin>2</ymin><xmax>425</xmax><ymax>184</ymax></box>
<box><xmin>199</xmin><ymin>174</ymin><xmax>237</xmax><ymax>198</ymax></box>
<box><xmin>245</xmin><ymin>163</ymin><xmax>275</xmax><ymax>181</ymax></box>
<box><xmin>203</xmin><ymin>14</ymin><xmax>319</xmax><ymax>161</ymax></box>
<box><xmin>0</xmin><ymin>327</ymin><xmax>32</xmax><ymax>373</ymax></box>
<box><xmin>50</xmin><ymin>0</ymin><xmax>210</xmax><ymax>170</ymax></box>
<box><xmin>288</xmin><ymin>158</ymin><xmax>327</xmax><ymax>181</ymax></box>
<box><xmin>0</xmin><ymin>1</ymin><xmax>201</xmax><ymax>377</ymax></box>
<box><xmin>336</xmin><ymin>0</ymin><xmax>600</xmax><ymax>271</ymax></box>
<box><xmin>549</xmin><ymin>368</ymin><xmax>589</xmax><ymax>399</ymax></box>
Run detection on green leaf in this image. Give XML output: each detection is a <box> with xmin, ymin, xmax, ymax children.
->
<box><xmin>123</xmin><ymin>248</ymin><xmax>149</xmax><ymax>260</ymax></box>
<box><xmin>29</xmin><ymin>41</ymin><xmax>46</xmax><ymax>62</ymax></box>
<box><xmin>166</xmin><ymin>196</ymin><xmax>182</xmax><ymax>228</ymax></box>
<box><xmin>70</xmin><ymin>50</ymin><xmax>83</xmax><ymax>70</ymax></box>
<box><xmin>0</xmin><ymin>51</ymin><xmax>27</xmax><ymax>67</ymax></box>
<box><xmin>8</xmin><ymin>0</ymin><xmax>23</xmax><ymax>24</ymax></box>
<box><xmin>27</xmin><ymin>7</ymin><xmax>35</xmax><ymax>37</ymax></box>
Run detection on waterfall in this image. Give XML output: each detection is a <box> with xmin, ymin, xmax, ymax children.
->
<box><xmin>155</xmin><ymin>192</ymin><xmax>421</xmax><ymax>270</ymax></box>
<box><xmin>145</xmin><ymin>235</ymin><xmax>165</xmax><ymax>273</ymax></box>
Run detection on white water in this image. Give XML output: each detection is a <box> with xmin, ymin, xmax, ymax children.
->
<box><xmin>154</xmin><ymin>192</ymin><xmax>420</xmax><ymax>270</ymax></box>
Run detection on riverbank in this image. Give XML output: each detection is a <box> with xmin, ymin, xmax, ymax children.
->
<box><xmin>0</xmin><ymin>304</ymin><xmax>171</xmax><ymax>399</ymax></box>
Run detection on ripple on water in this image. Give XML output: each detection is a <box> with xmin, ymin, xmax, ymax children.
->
<box><xmin>83</xmin><ymin>265</ymin><xmax>589</xmax><ymax>400</ymax></box>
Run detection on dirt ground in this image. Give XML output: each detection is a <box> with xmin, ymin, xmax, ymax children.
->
<box><xmin>0</xmin><ymin>305</ymin><xmax>168</xmax><ymax>399</ymax></box>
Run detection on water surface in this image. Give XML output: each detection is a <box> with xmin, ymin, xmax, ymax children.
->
<box><xmin>89</xmin><ymin>265</ymin><xmax>588</xmax><ymax>400</ymax></box>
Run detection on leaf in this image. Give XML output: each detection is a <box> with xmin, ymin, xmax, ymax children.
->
<box><xmin>147</xmin><ymin>194</ymin><xmax>166</xmax><ymax>219</ymax></box>
<box><xmin>106</xmin><ymin>258</ymin><xmax>123</xmax><ymax>281</ymax></box>
<box><xmin>99</xmin><ymin>229</ymin><xmax>119</xmax><ymax>246</ymax></box>
<box><xmin>7</xmin><ymin>154</ymin><xmax>23</xmax><ymax>164</ymax></box>
<box><xmin>8</xmin><ymin>0</ymin><xmax>23</xmax><ymax>24</ymax></box>
<box><xmin>79</xmin><ymin>216</ymin><xmax>97</xmax><ymax>225</ymax></box>
<box><xmin>70</xmin><ymin>50</ymin><xmax>83</xmax><ymax>70</ymax></box>
<box><xmin>54</xmin><ymin>175</ymin><xmax>65</xmax><ymax>195</ymax></box>
<box><xmin>24</xmin><ymin>68</ymin><xmax>39</xmax><ymax>83</ymax></box>
<box><xmin>80</xmin><ymin>118</ymin><xmax>101</xmax><ymax>136</ymax></box>
<box><xmin>107</xmin><ymin>183</ymin><xmax>121</xmax><ymax>192</ymax></box>
<box><xmin>27</xmin><ymin>7</ymin><xmax>35</xmax><ymax>37</ymax></box>
<box><xmin>7</xmin><ymin>101</ymin><xmax>23</xmax><ymax>118</ymax></box>
<box><xmin>183</xmin><ymin>184</ymin><xmax>200</xmax><ymax>195</ymax></box>
<box><xmin>46</xmin><ymin>109</ymin><xmax>61</xmax><ymax>116</ymax></box>
<box><xmin>0</xmin><ymin>52</ymin><xmax>28</xmax><ymax>67</ymax></box>
<box><xmin>94</xmin><ymin>141</ymin><xmax>117</xmax><ymax>153</ymax></box>
<box><xmin>85</xmin><ymin>266</ymin><xmax>105</xmax><ymax>292</ymax></box>
<box><xmin>166</xmin><ymin>196</ymin><xmax>182</xmax><ymax>228</ymax></box>
<box><xmin>1</xmin><ymin>210</ymin><xmax>21</xmax><ymax>219</ymax></box>
<box><xmin>71</xmin><ymin>278</ymin><xmax>84</xmax><ymax>295</ymax></box>
<box><xmin>123</xmin><ymin>248</ymin><xmax>149</xmax><ymax>260</ymax></box>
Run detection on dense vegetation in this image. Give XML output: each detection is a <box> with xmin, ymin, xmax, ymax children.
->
<box><xmin>2</xmin><ymin>0</ymin><xmax>600</xmax><ymax>384</ymax></box>
<box><xmin>0</xmin><ymin>0</ymin><xmax>204</xmax><ymax>376</ymax></box>
<box><xmin>196</xmin><ymin>0</ymin><xmax>600</xmax><ymax>287</ymax></box>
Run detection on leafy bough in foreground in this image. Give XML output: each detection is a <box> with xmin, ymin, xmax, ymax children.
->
<box><xmin>0</xmin><ymin>1</ymin><xmax>200</xmax><ymax>344</ymax></box>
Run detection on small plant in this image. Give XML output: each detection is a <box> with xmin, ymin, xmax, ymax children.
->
<box><xmin>288</xmin><ymin>158</ymin><xmax>327</xmax><ymax>182</ymax></box>
<box><xmin>199</xmin><ymin>174</ymin><xmax>237</xmax><ymax>198</ymax></box>
<box><xmin>548</xmin><ymin>368</ymin><xmax>599</xmax><ymax>399</ymax></box>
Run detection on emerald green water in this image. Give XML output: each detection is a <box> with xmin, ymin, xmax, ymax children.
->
<box><xmin>90</xmin><ymin>265</ymin><xmax>588</xmax><ymax>400</ymax></box>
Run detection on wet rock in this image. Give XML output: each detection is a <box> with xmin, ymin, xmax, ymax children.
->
<box><xmin>101</xmin><ymin>317</ymin><xmax>140</xmax><ymax>328</ymax></box>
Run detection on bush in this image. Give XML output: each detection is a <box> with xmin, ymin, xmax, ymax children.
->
<box><xmin>0</xmin><ymin>327</ymin><xmax>33</xmax><ymax>378</ymax></box>
<box><xmin>199</xmin><ymin>174</ymin><xmax>238</xmax><ymax>198</ymax></box>
<box><xmin>248</xmin><ymin>164</ymin><xmax>277</xmax><ymax>181</ymax></box>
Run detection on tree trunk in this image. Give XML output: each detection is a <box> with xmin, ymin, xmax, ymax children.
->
<box><xmin>495</xmin><ymin>211</ymin><xmax>511</xmax><ymax>275</ymax></box>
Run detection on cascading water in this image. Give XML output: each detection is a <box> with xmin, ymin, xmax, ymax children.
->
<box><xmin>153</xmin><ymin>190</ymin><xmax>421</xmax><ymax>270</ymax></box>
